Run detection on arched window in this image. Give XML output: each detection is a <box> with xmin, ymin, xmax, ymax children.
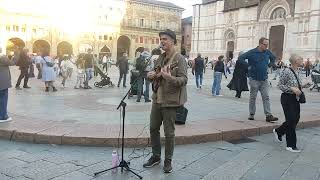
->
<box><xmin>271</xmin><ymin>7</ymin><xmax>286</xmax><ymax>20</ymax></box>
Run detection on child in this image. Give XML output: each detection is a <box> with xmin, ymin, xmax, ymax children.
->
<box><xmin>60</xmin><ymin>56</ymin><xmax>74</xmax><ymax>88</ymax></box>
<box><xmin>74</xmin><ymin>58</ymin><xmax>85</xmax><ymax>89</ymax></box>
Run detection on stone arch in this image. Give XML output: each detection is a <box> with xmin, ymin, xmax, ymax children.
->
<box><xmin>6</xmin><ymin>37</ymin><xmax>25</xmax><ymax>55</ymax></box>
<box><xmin>100</xmin><ymin>45</ymin><xmax>111</xmax><ymax>54</ymax></box>
<box><xmin>224</xmin><ymin>29</ymin><xmax>235</xmax><ymax>60</ymax></box>
<box><xmin>260</xmin><ymin>0</ymin><xmax>290</xmax><ymax>20</ymax></box>
<box><xmin>99</xmin><ymin>45</ymin><xmax>111</xmax><ymax>58</ymax></box>
<box><xmin>117</xmin><ymin>35</ymin><xmax>130</xmax><ymax>59</ymax></box>
<box><xmin>57</xmin><ymin>41</ymin><xmax>73</xmax><ymax>57</ymax></box>
<box><xmin>270</xmin><ymin>7</ymin><xmax>287</xmax><ymax>20</ymax></box>
<box><xmin>33</xmin><ymin>40</ymin><xmax>51</xmax><ymax>54</ymax></box>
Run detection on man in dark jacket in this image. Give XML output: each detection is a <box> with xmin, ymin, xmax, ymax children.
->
<box><xmin>0</xmin><ymin>46</ymin><xmax>18</xmax><ymax>122</ymax></box>
<box><xmin>84</xmin><ymin>49</ymin><xmax>94</xmax><ymax>89</ymax></box>
<box><xmin>116</xmin><ymin>52</ymin><xmax>129</xmax><ymax>88</ymax></box>
<box><xmin>192</xmin><ymin>53</ymin><xmax>205</xmax><ymax>89</ymax></box>
<box><xmin>15</xmin><ymin>48</ymin><xmax>31</xmax><ymax>89</ymax></box>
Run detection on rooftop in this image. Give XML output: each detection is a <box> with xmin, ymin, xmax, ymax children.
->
<box><xmin>182</xmin><ymin>16</ymin><xmax>192</xmax><ymax>24</ymax></box>
<box><xmin>131</xmin><ymin>0</ymin><xmax>184</xmax><ymax>10</ymax></box>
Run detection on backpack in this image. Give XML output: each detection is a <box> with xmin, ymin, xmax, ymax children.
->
<box><xmin>136</xmin><ymin>56</ymin><xmax>146</xmax><ymax>72</ymax></box>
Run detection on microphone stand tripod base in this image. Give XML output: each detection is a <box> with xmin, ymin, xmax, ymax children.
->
<box><xmin>93</xmin><ymin>83</ymin><xmax>143</xmax><ymax>179</ymax></box>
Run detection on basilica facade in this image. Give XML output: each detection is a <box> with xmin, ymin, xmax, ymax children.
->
<box><xmin>0</xmin><ymin>0</ymin><xmax>183</xmax><ymax>60</ymax></box>
<box><xmin>190</xmin><ymin>0</ymin><xmax>320</xmax><ymax>62</ymax></box>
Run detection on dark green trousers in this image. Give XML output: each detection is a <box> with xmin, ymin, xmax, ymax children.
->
<box><xmin>150</xmin><ymin>103</ymin><xmax>177</xmax><ymax>160</ymax></box>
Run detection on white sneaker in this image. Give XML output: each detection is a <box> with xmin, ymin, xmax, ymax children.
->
<box><xmin>273</xmin><ymin>129</ymin><xmax>282</xmax><ymax>142</ymax></box>
<box><xmin>0</xmin><ymin>117</ymin><xmax>12</xmax><ymax>123</ymax></box>
<box><xmin>216</xmin><ymin>95</ymin><xmax>223</xmax><ymax>97</ymax></box>
<box><xmin>286</xmin><ymin>147</ymin><xmax>301</xmax><ymax>153</ymax></box>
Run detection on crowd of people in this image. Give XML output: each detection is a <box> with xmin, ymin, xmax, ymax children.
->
<box><xmin>0</xmin><ymin>30</ymin><xmax>319</xmax><ymax>174</ymax></box>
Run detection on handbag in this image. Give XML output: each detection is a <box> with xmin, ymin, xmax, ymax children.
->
<box><xmin>175</xmin><ymin>106</ymin><xmax>188</xmax><ymax>125</ymax></box>
<box><xmin>289</xmin><ymin>68</ymin><xmax>306</xmax><ymax>103</ymax></box>
<box><xmin>42</xmin><ymin>57</ymin><xmax>54</xmax><ymax>67</ymax></box>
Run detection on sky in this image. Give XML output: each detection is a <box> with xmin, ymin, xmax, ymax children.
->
<box><xmin>159</xmin><ymin>0</ymin><xmax>202</xmax><ymax>18</ymax></box>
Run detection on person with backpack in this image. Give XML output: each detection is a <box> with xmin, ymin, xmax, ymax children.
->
<box><xmin>192</xmin><ymin>53</ymin><xmax>205</xmax><ymax>89</ymax></box>
<box><xmin>136</xmin><ymin>49</ymin><xmax>152</xmax><ymax>102</ymax></box>
<box><xmin>116</xmin><ymin>52</ymin><xmax>129</xmax><ymax>88</ymax></box>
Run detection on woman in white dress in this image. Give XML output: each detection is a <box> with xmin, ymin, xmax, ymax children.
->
<box><xmin>40</xmin><ymin>48</ymin><xmax>57</xmax><ymax>92</ymax></box>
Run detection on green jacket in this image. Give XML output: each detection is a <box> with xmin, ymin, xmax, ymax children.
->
<box><xmin>152</xmin><ymin>51</ymin><xmax>188</xmax><ymax>107</ymax></box>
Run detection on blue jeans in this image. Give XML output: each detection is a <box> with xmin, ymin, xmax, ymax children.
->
<box><xmin>0</xmin><ymin>89</ymin><xmax>9</xmax><ymax>120</ymax></box>
<box><xmin>212</xmin><ymin>72</ymin><xmax>222</xmax><ymax>95</ymax></box>
<box><xmin>85</xmin><ymin>68</ymin><xmax>94</xmax><ymax>85</ymax></box>
<box><xmin>195</xmin><ymin>72</ymin><xmax>203</xmax><ymax>88</ymax></box>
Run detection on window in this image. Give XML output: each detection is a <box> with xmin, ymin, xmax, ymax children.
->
<box><xmin>6</xmin><ymin>25</ymin><xmax>10</xmax><ymax>31</ymax></box>
<box><xmin>182</xmin><ymin>36</ymin><xmax>185</xmax><ymax>44</ymax></box>
<box><xmin>32</xmin><ymin>28</ymin><xmax>37</xmax><ymax>34</ymax></box>
<box><xmin>304</xmin><ymin>20</ymin><xmax>309</xmax><ymax>33</ymax></box>
<box><xmin>135</xmin><ymin>37</ymin><xmax>139</xmax><ymax>43</ymax></box>
<box><xmin>109</xmin><ymin>37</ymin><xmax>112</xmax><ymax>41</ymax></box>
<box><xmin>99</xmin><ymin>35</ymin><xmax>102</xmax><ymax>40</ymax></box>
<box><xmin>139</xmin><ymin>36</ymin><xmax>143</xmax><ymax>43</ymax></box>
<box><xmin>105</xmin><ymin>15</ymin><xmax>108</xmax><ymax>20</ymax></box>
<box><xmin>104</xmin><ymin>35</ymin><xmax>108</xmax><ymax>40</ymax></box>
<box><xmin>21</xmin><ymin>25</ymin><xmax>26</xmax><ymax>32</ymax></box>
<box><xmin>139</xmin><ymin>19</ymin><xmax>144</xmax><ymax>27</ymax></box>
<box><xmin>156</xmin><ymin>38</ymin><xmax>159</xmax><ymax>44</ymax></box>
<box><xmin>13</xmin><ymin>25</ymin><xmax>19</xmax><ymax>32</ymax></box>
<box><xmin>156</xmin><ymin>21</ymin><xmax>160</xmax><ymax>29</ymax></box>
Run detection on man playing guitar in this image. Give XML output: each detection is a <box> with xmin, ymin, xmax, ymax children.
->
<box><xmin>143</xmin><ymin>29</ymin><xmax>188</xmax><ymax>173</ymax></box>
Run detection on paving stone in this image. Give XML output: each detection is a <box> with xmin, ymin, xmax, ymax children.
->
<box><xmin>179</xmin><ymin>148</ymin><xmax>243</xmax><ymax>176</ymax></box>
<box><xmin>51</xmin><ymin>171</ymin><xmax>93</xmax><ymax>180</ymax></box>
<box><xmin>14</xmin><ymin>150</ymin><xmax>57</xmax><ymax>163</ymax></box>
<box><xmin>22</xmin><ymin>163</ymin><xmax>82</xmax><ymax>180</ymax></box>
<box><xmin>1</xmin><ymin>160</ymin><xmax>56</xmax><ymax>178</ymax></box>
<box><xmin>0</xmin><ymin>149</ymin><xmax>29</xmax><ymax>160</ymax></box>
<box><xmin>240</xmin><ymin>150</ymin><xmax>300</xmax><ymax>180</ymax></box>
<box><xmin>0</xmin><ymin>158</ymin><xmax>27</xmax><ymax>172</ymax></box>
<box><xmin>279</xmin><ymin>163</ymin><xmax>320</xmax><ymax>180</ymax></box>
<box><xmin>202</xmin><ymin>149</ymin><xmax>269</xmax><ymax>180</ymax></box>
<box><xmin>0</xmin><ymin>173</ymin><xmax>12</xmax><ymax>180</ymax></box>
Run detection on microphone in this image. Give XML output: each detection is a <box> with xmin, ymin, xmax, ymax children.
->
<box><xmin>158</xmin><ymin>43</ymin><xmax>164</xmax><ymax>50</ymax></box>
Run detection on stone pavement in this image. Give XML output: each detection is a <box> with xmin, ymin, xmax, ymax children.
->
<box><xmin>0</xmin><ymin>65</ymin><xmax>319</xmax><ymax>146</ymax></box>
<box><xmin>0</xmin><ymin>127</ymin><xmax>320</xmax><ymax>179</ymax></box>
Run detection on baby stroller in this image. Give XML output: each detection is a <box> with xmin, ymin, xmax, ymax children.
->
<box><xmin>94</xmin><ymin>65</ymin><xmax>114</xmax><ymax>88</ymax></box>
<box><xmin>310</xmin><ymin>70</ymin><xmax>320</xmax><ymax>92</ymax></box>
<box><xmin>128</xmin><ymin>69</ymin><xmax>143</xmax><ymax>99</ymax></box>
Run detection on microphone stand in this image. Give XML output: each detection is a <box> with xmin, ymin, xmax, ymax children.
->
<box><xmin>94</xmin><ymin>70</ymin><xmax>143</xmax><ymax>179</ymax></box>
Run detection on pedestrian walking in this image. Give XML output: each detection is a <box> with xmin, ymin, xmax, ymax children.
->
<box><xmin>192</xmin><ymin>53</ymin><xmax>205</xmax><ymax>89</ymax></box>
<box><xmin>15</xmin><ymin>48</ymin><xmax>31</xmax><ymax>89</ymax></box>
<box><xmin>40</xmin><ymin>48</ymin><xmax>57</xmax><ymax>92</ymax></box>
<box><xmin>212</xmin><ymin>55</ymin><xmax>227</xmax><ymax>96</ymax></box>
<box><xmin>227</xmin><ymin>51</ymin><xmax>249</xmax><ymax>98</ymax></box>
<box><xmin>274</xmin><ymin>54</ymin><xmax>311</xmax><ymax>153</ymax></box>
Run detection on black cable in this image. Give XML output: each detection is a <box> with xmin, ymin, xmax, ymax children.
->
<box><xmin>127</xmin><ymin>122</ymin><xmax>151</xmax><ymax>162</ymax></box>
